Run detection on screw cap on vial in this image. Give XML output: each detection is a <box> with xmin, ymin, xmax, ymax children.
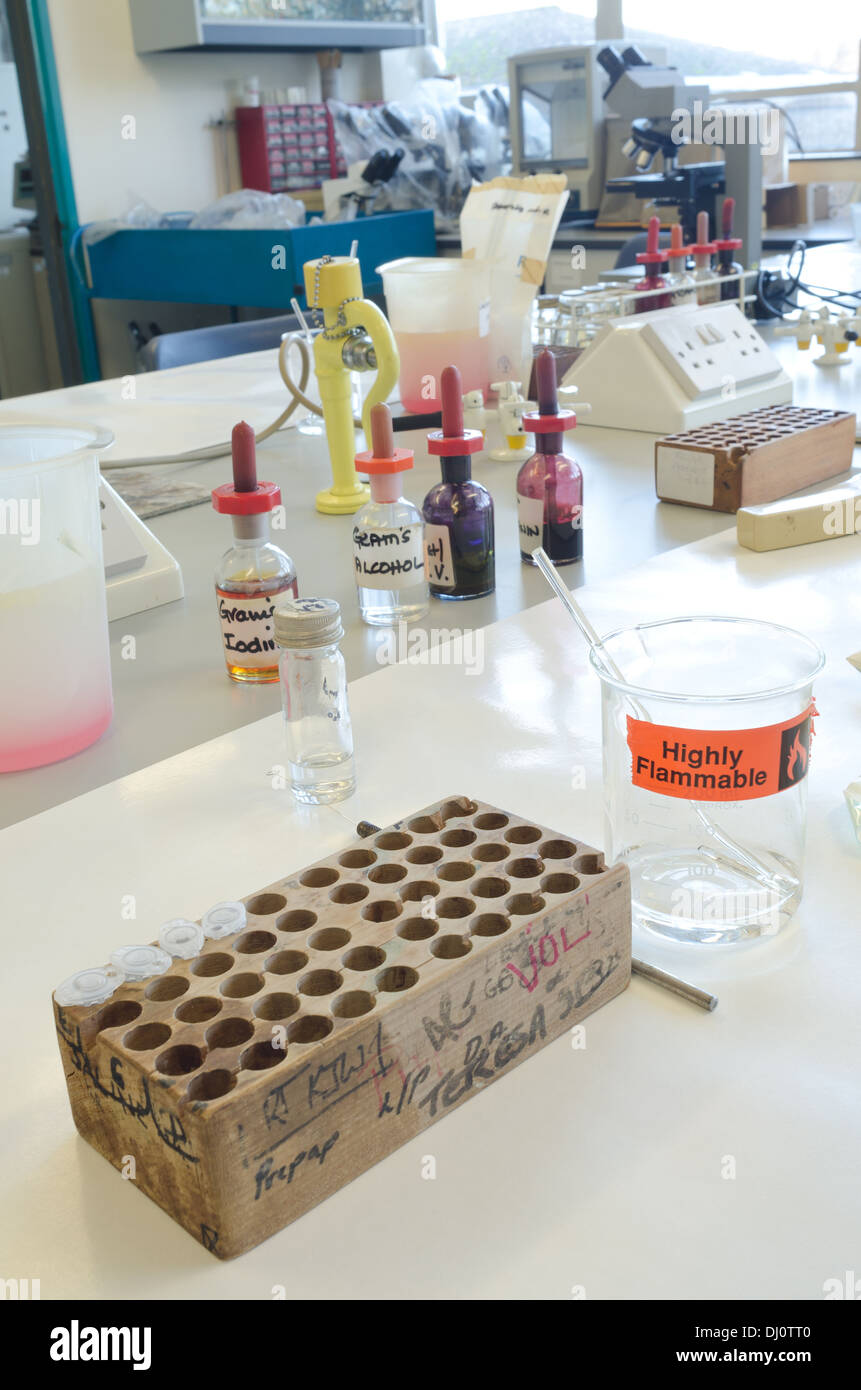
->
<box><xmin>202</xmin><ymin>901</ymin><xmax>247</xmax><ymax>940</ymax></box>
<box><xmin>55</xmin><ymin>965</ymin><xmax>123</xmax><ymax>1008</ymax></box>
<box><xmin>273</xmin><ymin>597</ymin><xmax>343</xmax><ymax>650</ymax></box>
<box><xmin>159</xmin><ymin>918</ymin><xmax>205</xmax><ymax>959</ymax></box>
<box><xmin>110</xmin><ymin>944</ymin><xmax>172</xmax><ymax>981</ymax></box>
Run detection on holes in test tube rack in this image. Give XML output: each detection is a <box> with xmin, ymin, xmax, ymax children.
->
<box><xmin>368</xmin><ymin>864</ymin><xmax>407</xmax><ymax>885</ymax></box>
<box><xmin>145</xmin><ymin>975</ymin><xmax>189</xmax><ymax>1002</ymax></box>
<box><xmin>220</xmin><ymin>972</ymin><xmax>264</xmax><ymax>999</ymax></box>
<box><xmin>287</xmin><ymin>1016</ymin><xmax>333</xmax><ymax>1045</ymax></box>
<box><xmin>299</xmin><ymin>868</ymin><xmax>338</xmax><ymax>889</ymax></box>
<box><xmin>246</xmin><ymin>892</ymin><xmax>288</xmax><ymax>915</ymax></box>
<box><xmin>187</xmin><ymin>1069</ymin><xmax>235</xmax><ymax>1102</ymax></box>
<box><xmin>308</xmin><ymin>927</ymin><xmax>351</xmax><ymax>952</ymax></box>
<box><xmin>471</xmin><ymin>842</ymin><xmax>509</xmax><ymax>863</ymax></box>
<box><xmin>124</xmin><ymin>1022</ymin><xmax>172</xmax><ymax>1051</ymax></box>
<box><xmin>472</xmin><ymin>876</ymin><xmax>509</xmax><ymax>899</ymax></box>
<box><xmin>156</xmin><ymin>1044</ymin><xmax>204</xmax><ymax>1076</ymax></box>
<box><xmin>298</xmin><ymin>969</ymin><xmax>342</xmax><ymax>997</ymax></box>
<box><xmin>473</xmin><ymin>813</ymin><xmax>508</xmax><ymax>830</ymax></box>
<box><xmin>572</xmin><ymin>853</ymin><xmax>605</xmax><ymax>875</ymax></box>
<box><xmin>435</xmin><ymin>896</ymin><xmax>475</xmax><ymax>920</ymax></box>
<box><xmin>329</xmin><ymin>882</ymin><xmax>369</xmax><ymax>905</ymax></box>
<box><xmin>234</xmin><ymin>931</ymin><xmax>277</xmax><ymax>955</ymax></box>
<box><xmin>504</xmin><ymin>825</ymin><xmax>541</xmax><ymax>845</ymax></box>
<box><xmin>361</xmin><ymin>899</ymin><xmax>401</xmax><ymax>923</ymax></box>
<box><xmin>175</xmin><ymin>996</ymin><xmax>222</xmax><ymax>1024</ymax></box>
<box><xmin>339</xmin><ymin>848</ymin><xmax>376</xmax><ymax>869</ymax></box>
<box><xmin>375</xmin><ymin>831</ymin><xmax>412</xmax><ymax>851</ymax></box>
<box><xmin>508</xmin><ymin>857</ymin><xmax>544</xmax><ymax>879</ymax></box>
<box><xmin>439</xmin><ymin>798</ymin><xmax>478</xmax><ymax>820</ymax></box>
<box><xmin>397</xmin><ymin>917</ymin><xmax>438</xmax><ymax>942</ymax></box>
<box><xmin>540</xmin><ymin>839</ymin><xmax>578</xmax><ymax>860</ymax></box>
<box><xmin>399</xmin><ymin>879</ymin><xmax>439</xmax><ymax>903</ymax></box>
<box><xmin>342</xmin><ymin>945</ymin><xmax>386</xmax><ymax>972</ymax></box>
<box><xmin>440</xmin><ymin>828</ymin><xmax>476</xmax><ymax>848</ymax></box>
<box><xmin>507</xmin><ymin>893</ymin><xmax>546</xmax><ymax>916</ymax></box>
<box><xmin>541</xmin><ymin>873</ymin><xmax>580</xmax><ymax>895</ymax></box>
<box><xmin>376</xmin><ymin>966</ymin><xmax>419</xmax><ymax>993</ymax></box>
<box><xmin>206</xmin><ymin>1017</ymin><xmax>254</xmax><ymax>1050</ymax></box>
<box><xmin>276</xmin><ymin>909</ymin><xmax>316</xmax><ymax>934</ymax></box>
<box><xmin>95</xmin><ymin>1000</ymin><xmax>142</xmax><ymax>1032</ymax></box>
<box><xmin>331</xmin><ymin>991</ymin><xmax>375</xmax><ymax>1020</ymax></box>
<box><xmin>472</xmin><ymin>914</ymin><xmax>510</xmax><ymax>938</ymax></box>
<box><xmin>436</xmin><ymin>861</ymin><xmax>475</xmax><ymax>882</ymax></box>
<box><xmin>191</xmin><ymin>952</ymin><xmax>234</xmax><ymax>978</ymax></box>
<box><xmin>265</xmin><ymin>950</ymin><xmax>308</xmax><ymax>976</ymax></box>
<box><xmin>254</xmin><ymin>993</ymin><xmax>299</xmax><ymax>1022</ymax></box>
<box><xmin>430</xmin><ymin>935</ymin><xmax>472</xmax><ymax>960</ymax></box>
<box><xmin>240</xmin><ymin>1040</ymin><xmax>286</xmax><ymax>1071</ymax></box>
<box><xmin>406</xmin><ymin>845</ymin><xmax>443</xmax><ymax>865</ymax></box>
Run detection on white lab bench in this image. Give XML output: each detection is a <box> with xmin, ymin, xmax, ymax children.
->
<box><xmin>1</xmin><ymin>240</ymin><xmax>860</xmax><ymax>1299</ymax></box>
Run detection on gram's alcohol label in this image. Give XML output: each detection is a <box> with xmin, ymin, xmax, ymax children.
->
<box><xmin>424</xmin><ymin>524</ymin><xmax>455</xmax><ymax>588</ymax></box>
<box><xmin>655</xmin><ymin>446</ymin><xmax>715</xmax><ymax>507</ymax></box>
<box><xmin>517</xmin><ymin>493</ymin><xmax>544</xmax><ymax>553</ymax></box>
<box><xmin>217</xmin><ymin>581</ymin><xmax>296</xmax><ymax>667</ymax></box>
<box><xmin>626</xmin><ymin>703</ymin><xmax>816</xmax><ymax>802</ymax></box>
<box><xmin>353</xmin><ymin>523</ymin><xmax>425</xmax><ymax>590</ymax></box>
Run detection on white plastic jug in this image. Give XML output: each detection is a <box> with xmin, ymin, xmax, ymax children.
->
<box><xmin>0</xmin><ymin>420</ymin><xmax>114</xmax><ymax>772</ymax></box>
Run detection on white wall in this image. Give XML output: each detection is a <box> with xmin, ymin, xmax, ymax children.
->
<box><xmin>46</xmin><ymin>0</ymin><xmax>378</xmax><ymax>222</ymax></box>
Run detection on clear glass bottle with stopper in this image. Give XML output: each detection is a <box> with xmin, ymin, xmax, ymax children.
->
<box><xmin>274</xmin><ymin>597</ymin><xmax>356</xmax><ymax>805</ymax></box>
<box><xmin>689</xmin><ymin>211</ymin><xmax>719</xmax><ymax>305</ymax></box>
<box><xmin>211</xmin><ymin>422</ymin><xmax>297</xmax><ymax>683</ymax></box>
<box><xmin>352</xmin><ymin>401</ymin><xmax>429</xmax><ymax>627</ymax></box>
<box><xmin>665</xmin><ymin>223</ymin><xmax>696</xmax><ymax>305</ymax></box>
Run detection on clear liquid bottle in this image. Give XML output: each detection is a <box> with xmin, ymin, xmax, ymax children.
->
<box><xmin>275</xmin><ymin>597</ymin><xmax>356</xmax><ymax>805</ymax></box>
<box><xmin>665</xmin><ymin>223</ymin><xmax>696</xmax><ymax>306</ymax></box>
<box><xmin>212</xmin><ymin>423</ymin><xmax>297</xmax><ymax>683</ymax></box>
<box><xmin>690</xmin><ymin>210</ymin><xmax>719</xmax><ymax>305</ymax></box>
<box><xmin>352</xmin><ymin>402</ymin><xmax>429</xmax><ymax>627</ymax></box>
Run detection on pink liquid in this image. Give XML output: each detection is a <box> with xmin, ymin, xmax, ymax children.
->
<box><xmin>0</xmin><ymin>704</ymin><xmax>113</xmax><ymax>773</ymax></box>
<box><xmin>395</xmin><ymin>332</ymin><xmax>490</xmax><ymax>414</ymax></box>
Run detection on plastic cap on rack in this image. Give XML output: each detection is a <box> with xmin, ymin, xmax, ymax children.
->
<box><xmin>273</xmin><ymin>597</ymin><xmax>344</xmax><ymax>650</ymax></box>
<box><xmin>635</xmin><ymin>216</ymin><xmax>669</xmax><ymax>266</ymax></box>
<box><xmin>667</xmin><ymin>224</ymin><xmax>688</xmax><ymax>259</ymax></box>
<box><xmin>110</xmin><ymin>944</ymin><xmax>172</xmax><ymax>981</ymax></box>
<box><xmin>212</xmin><ymin>422</ymin><xmax>281</xmax><ymax>516</ymax></box>
<box><xmin>159</xmin><ymin>918</ymin><xmax>205</xmax><ymax>959</ymax></box>
<box><xmin>354</xmin><ymin>402</ymin><xmax>414</xmax><ymax>475</ymax></box>
<box><xmin>690</xmin><ymin>210</ymin><xmax>717</xmax><ymax>255</ymax></box>
<box><xmin>55</xmin><ymin>965</ymin><xmax>123</xmax><ymax>1008</ymax></box>
<box><xmin>201</xmin><ymin>901</ymin><xmax>248</xmax><ymax>940</ymax></box>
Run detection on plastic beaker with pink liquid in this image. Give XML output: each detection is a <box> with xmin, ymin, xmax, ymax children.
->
<box><xmin>0</xmin><ymin>420</ymin><xmax>114</xmax><ymax>772</ymax></box>
<box><xmin>377</xmin><ymin>257</ymin><xmax>491</xmax><ymax>413</ymax></box>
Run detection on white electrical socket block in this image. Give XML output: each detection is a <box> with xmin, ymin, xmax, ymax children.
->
<box><xmin>561</xmin><ymin>303</ymin><xmax>792</xmax><ymax>434</ymax></box>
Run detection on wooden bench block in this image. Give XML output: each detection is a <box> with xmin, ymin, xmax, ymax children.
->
<box><xmin>53</xmin><ymin>796</ymin><xmax>631</xmax><ymax>1259</ymax></box>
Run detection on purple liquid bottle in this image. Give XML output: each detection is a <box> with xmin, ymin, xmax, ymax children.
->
<box><xmin>517</xmin><ymin>349</ymin><xmax>583</xmax><ymax>567</ymax></box>
<box><xmin>423</xmin><ymin>364</ymin><xmax>495</xmax><ymax>600</ymax></box>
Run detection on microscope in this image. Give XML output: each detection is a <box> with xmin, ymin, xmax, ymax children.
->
<box><xmin>598</xmin><ymin>45</ymin><xmax>762</xmax><ymax>269</ymax></box>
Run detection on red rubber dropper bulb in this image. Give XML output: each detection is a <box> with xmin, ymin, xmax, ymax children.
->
<box><xmin>536</xmin><ymin>347</ymin><xmax>558</xmax><ymax>416</ymax></box>
<box><xmin>232</xmin><ymin>421</ymin><xmax>257</xmax><ymax>493</ymax></box>
<box><xmin>441</xmin><ymin>365</ymin><xmax>465</xmax><ymax>440</ymax></box>
<box><xmin>722</xmin><ymin>197</ymin><xmax>734</xmax><ymax>239</ymax></box>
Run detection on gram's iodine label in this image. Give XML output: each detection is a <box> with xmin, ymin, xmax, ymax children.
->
<box><xmin>626</xmin><ymin>704</ymin><xmax>815</xmax><ymax>801</ymax></box>
<box><xmin>424</xmin><ymin>523</ymin><xmax>455</xmax><ymax>588</ymax></box>
<box><xmin>353</xmin><ymin>523</ymin><xmax>425</xmax><ymax>590</ymax></box>
<box><xmin>217</xmin><ymin>581</ymin><xmax>297</xmax><ymax>667</ymax></box>
<box><xmin>517</xmin><ymin>493</ymin><xmax>544</xmax><ymax>553</ymax></box>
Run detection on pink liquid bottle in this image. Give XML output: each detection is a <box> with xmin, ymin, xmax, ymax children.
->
<box><xmin>516</xmin><ymin>348</ymin><xmax>583</xmax><ymax>567</ymax></box>
<box><xmin>633</xmin><ymin>215</ymin><xmax>671</xmax><ymax>312</ymax></box>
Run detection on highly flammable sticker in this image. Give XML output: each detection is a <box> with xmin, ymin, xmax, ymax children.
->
<box><xmin>626</xmin><ymin>703</ymin><xmax>815</xmax><ymax>802</ymax></box>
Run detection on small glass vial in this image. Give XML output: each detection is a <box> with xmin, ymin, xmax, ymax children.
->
<box><xmin>274</xmin><ymin>597</ymin><xmax>356</xmax><ymax>805</ymax></box>
<box><xmin>212</xmin><ymin>422</ymin><xmax>297</xmax><ymax>684</ymax></box>
<box><xmin>690</xmin><ymin>210</ymin><xmax>719</xmax><ymax>305</ymax></box>
<box><xmin>665</xmin><ymin>223</ymin><xmax>696</xmax><ymax>306</ymax></box>
<box><xmin>352</xmin><ymin>402</ymin><xmax>429</xmax><ymax>627</ymax></box>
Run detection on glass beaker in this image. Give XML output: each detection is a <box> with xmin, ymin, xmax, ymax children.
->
<box><xmin>0</xmin><ymin>420</ymin><xmax>114</xmax><ymax>772</ymax></box>
<box><xmin>376</xmin><ymin>257</ymin><xmax>491</xmax><ymax>414</ymax></box>
<box><xmin>591</xmin><ymin>617</ymin><xmax>824</xmax><ymax>945</ymax></box>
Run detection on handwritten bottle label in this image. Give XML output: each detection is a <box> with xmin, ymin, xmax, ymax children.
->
<box><xmin>424</xmin><ymin>524</ymin><xmax>455</xmax><ymax>588</ymax></box>
<box><xmin>352</xmin><ymin>524</ymin><xmax>425</xmax><ymax>591</ymax></box>
<box><xmin>517</xmin><ymin>493</ymin><xmax>545</xmax><ymax>553</ymax></box>
<box><xmin>217</xmin><ymin>581</ymin><xmax>297</xmax><ymax>668</ymax></box>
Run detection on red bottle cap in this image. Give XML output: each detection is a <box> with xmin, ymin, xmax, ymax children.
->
<box><xmin>427</xmin><ymin>364</ymin><xmax>483</xmax><ymax>456</ymax></box>
<box><xmin>521</xmin><ymin>349</ymin><xmax>576</xmax><ymax>434</ymax></box>
<box><xmin>689</xmin><ymin>210</ymin><xmax>717</xmax><ymax>256</ymax></box>
<box><xmin>212</xmin><ymin>421</ymin><xmax>281</xmax><ymax>515</ymax></box>
<box><xmin>715</xmin><ymin>196</ymin><xmax>743</xmax><ymax>251</ymax></box>
<box><xmin>354</xmin><ymin>401</ymin><xmax>414</xmax><ymax>475</ymax></box>
<box><xmin>635</xmin><ymin>215</ymin><xmax>669</xmax><ymax>266</ymax></box>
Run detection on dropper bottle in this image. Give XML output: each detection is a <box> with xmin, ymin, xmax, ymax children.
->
<box><xmin>633</xmin><ymin>215</ymin><xmax>671</xmax><ymax>312</ymax></box>
<box><xmin>211</xmin><ymin>422</ymin><xmax>297</xmax><ymax>683</ymax></box>
<box><xmin>423</xmin><ymin>364</ymin><xmax>495</xmax><ymax>600</ymax></box>
<box><xmin>715</xmin><ymin>196</ymin><xmax>744</xmax><ymax>304</ymax></box>
<box><xmin>352</xmin><ymin>402</ymin><xmax>429</xmax><ymax>627</ymax></box>
<box><xmin>517</xmin><ymin>348</ymin><xmax>582</xmax><ymax>566</ymax></box>
<box><xmin>665</xmin><ymin>223</ymin><xmax>696</xmax><ymax>305</ymax></box>
<box><xmin>689</xmin><ymin>211</ymin><xmax>719</xmax><ymax>305</ymax></box>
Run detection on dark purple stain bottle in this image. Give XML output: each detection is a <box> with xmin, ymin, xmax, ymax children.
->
<box><xmin>423</xmin><ymin>364</ymin><xmax>495</xmax><ymax>601</ymax></box>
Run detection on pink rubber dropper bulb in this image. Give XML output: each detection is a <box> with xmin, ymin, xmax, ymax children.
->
<box><xmin>440</xmin><ymin>365</ymin><xmax>465</xmax><ymax>441</ymax></box>
<box><xmin>231</xmin><ymin>421</ymin><xmax>257</xmax><ymax>493</ymax></box>
<box><xmin>536</xmin><ymin>347</ymin><xmax>558</xmax><ymax>416</ymax></box>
